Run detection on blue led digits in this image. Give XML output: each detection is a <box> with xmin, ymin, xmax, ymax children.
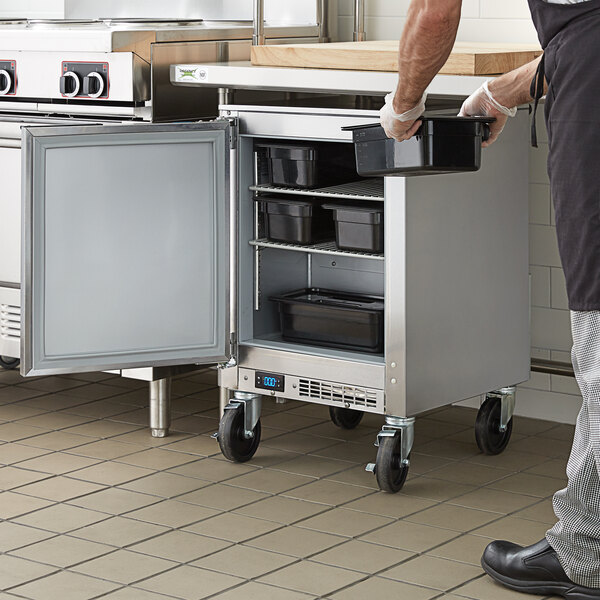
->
<box><xmin>255</xmin><ymin>372</ymin><xmax>285</xmax><ymax>392</ymax></box>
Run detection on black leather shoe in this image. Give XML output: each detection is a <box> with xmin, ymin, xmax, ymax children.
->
<box><xmin>482</xmin><ymin>539</ymin><xmax>600</xmax><ymax>599</ymax></box>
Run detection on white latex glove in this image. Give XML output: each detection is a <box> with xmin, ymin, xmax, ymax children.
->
<box><xmin>380</xmin><ymin>91</ymin><xmax>427</xmax><ymax>142</ymax></box>
<box><xmin>458</xmin><ymin>80</ymin><xmax>517</xmax><ymax>147</ymax></box>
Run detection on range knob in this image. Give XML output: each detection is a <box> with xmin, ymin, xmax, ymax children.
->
<box><xmin>60</xmin><ymin>71</ymin><xmax>81</xmax><ymax>98</ymax></box>
<box><xmin>83</xmin><ymin>72</ymin><xmax>105</xmax><ymax>98</ymax></box>
<box><xmin>0</xmin><ymin>69</ymin><xmax>12</xmax><ymax>95</ymax></box>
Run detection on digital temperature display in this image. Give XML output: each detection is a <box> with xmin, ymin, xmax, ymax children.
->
<box><xmin>255</xmin><ymin>372</ymin><xmax>285</xmax><ymax>392</ymax></box>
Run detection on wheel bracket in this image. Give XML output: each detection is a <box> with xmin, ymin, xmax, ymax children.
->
<box><xmin>367</xmin><ymin>416</ymin><xmax>415</xmax><ymax>473</ymax></box>
<box><xmin>487</xmin><ymin>386</ymin><xmax>516</xmax><ymax>432</ymax></box>
<box><xmin>226</xmin><ymin>392</ymin><xmax>262</xmax><ymax>439</ymax></box>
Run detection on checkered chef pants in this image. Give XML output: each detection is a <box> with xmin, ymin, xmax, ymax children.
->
<box><xmin>546</xmin><ymin>311</ymin><xmax>600</xmax><ymax>587</ymax></box>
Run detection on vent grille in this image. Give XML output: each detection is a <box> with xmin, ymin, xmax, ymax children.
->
<box><xmin>1</xmin><ymin>304</ymin><xmax>21</xmax><ymax>342</ymax></box>
<box><xmin>299</xmin><ymin>378</ymin><xmax>378</xmax><ymax>408</ymax></box>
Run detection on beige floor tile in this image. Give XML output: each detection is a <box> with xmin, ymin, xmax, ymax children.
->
<box><xmin>69</xmin><ymin>461</ymin><xmax>154</xmax><ymax>486</ymax></box>
<box><xmin>60</xmin><ymin>383</ymin><xmax>131</xmax><ymax>400</ymax></box>
<box><xmin>300</xmin><ymin>421</ymin><xmax>372</xmax><ymax>442</ymax></box>
<box><xmin>0</xmin><ymin>404</ymin><xmax>47</xmax><ymax>421</ymax></box>
<box><xmin>19</xmin><ymin>377</ymin><xmax>87</xmax><ymax>393</ymax></box>
<box><xmin>465</xmin><ymin>449</ymin><xmax>549</xmax><ymax>472</ymax></box>
<box><xmin>428</xmin><ymin>534</ymin><xmax>494</xmax><ymax>566</ymax></box>
<box><xmin>509</xmin><ymin>436</ymin><xmax>573</xmax><ymax>459</ymax></box>
<box><xmin>297</xmin><ymin>507</ymin><xmax>392</xmax><ymax>538</ymax></box>
<box><xmin>0</xmin><ymin>466</ymin><xmax>50</xmax><ymax>489</ymax></box>
<box><xmin>395</xmin><ymin>477</ymin><xmax>477</xmax><ymax>502</ymax></box>
<box><xmin>127</xmin><ymin>499</ymin><xmax>220</xmax><ymax>528</ymax></box>
<box><xmin>159</xmin><ymin>435</ymin><xmax>221</xmax><ymax>457</ymax></box>
<box><xmin>10</xmin><ymin>535</ymin><xmax>113</xmax><ymax>568</ymax></box>
<box><xmin>68</xmin><ymin>487</ymin><xmax>160</xmax><ymax>515</ymax></box>
<box><xmin>0</xmin><ymin>443</ymin><xmax>50</xmax><ymax>466</ymax></box>
<box><xmin>70</xmin><ymin>515</ymin><xmax>168</xmax><ymax>547</ymax></box>
<box><xmin>513</xmin><ymin>499</ymin><xmax>557</xmax><ymax>525</ymax></box>
<box><xmin>116</xmin><ymin>448</ymin><xmax>198</xmax><ymax>470</ymax></box>
<box><xmin>62</xmin><ymin>401</ymin><xmax>134</xmax><ymax>419</ymax></box>
<box><xmin>331</xmin><ymin>576</ymin><xmax>438</xmax><ymax>600</ymax></box>
<box><xmin>176</xmin><ymin>483</ymin><xmax>268</xmax><ymax>510</ymax></box>
<box><xmin>260</xmin><ymin>412</ymin><xmax>324</xmax><ymax>431</ymax></box>
<box><xmin>170</xmin><ymin>415</ymin><xmax>219</xmax><ymax>435</ymax></box>
<box><xmin>427</xmin><ymin>462</ymin><xmax>513</xmax><ymax>487</ymax></box>
<box><xmin>454</xmin><ymin>574</ymin><xmax>537</xmax><ymax>599</ymax></box>
<box><xmin>17</xmin><ymin>452</ymin><xmax>99</xmax><ymax>475</ymax></box>
<box><xmin>65</xmin><ymin>420</ymin><xmax>141</xmax><ymax>439</ymax></box>
<box><xmin>405</xmin><ymin>503</ymin><xmax>501</xmax><ymax>532</ymax></box>
<box><xmin>343</xmin><ymin>491</ymin><xmax>436</xmax><ymax>518</ymax></box>
<box><xmin>382</xmin><ymin>554</ymin><xmax>481</xmax><ymax>591</ymax></box>
<box><xmin>360</xmin><ymin>520</ymin><xmax>459</xmax><ymax>552</ymax></box>
<box><xmin>17</xmin><ymin>412</ymin><xmax>92</xmax><ymax>431</ymax></box>
<box><xmin>472</xmin><ymin>516</ymin><xmax>551</xmax><ymax>546</ymax></box>
<box><xmin>427</xmin><ymin>407</ymin><xmax>478</xmax><ymax>427</ymax></box>
<box><xmin>119</xmin><ymin>471</ymin><xmax>210</xmax><ymax>498</ymax></box>
<box><xmin>273</xmin><ymin>454</ymin><xmax>352</xmax><ymax>478</ymax></box>
<box><xmin>135</xmin><ymin>565</ymin><xmax>242</xmax><ymax>599</ymax></box>
<box><xmin>487</xmin><ymin>473</ymin><xmax>565</xmax><ymax>498</ymax></box>
<box><xmin>524</xmin><ymin>458</ymin><xmax>568</xmax><ymax>480</ymax></box>
<box><xmin>93</xmin><ymin>588</ymin><xmax>174</xmax><ymax>600</ymax></box>
<box><xmin>0</xmin><ymin>422</ymin><xmax>47</xmax><ymax>442</ymax></box>
<box><xmin>21</xmin><ymin>431</ymin><xmax>94</xmax><ymax>451</ymax></box>
<box><xmin>235</xmin><ymin>446</ymin><xmax>301</xmax><ymax>469</ymax></box>
<box><xmin>168</xmin><ymin>457</ymin><xmax>257</xmax><ymax>482</ymax></box>
<box><xmin>0</xmin><ymin>491</ymin><xmax>54</xmax><ymax>519</ymax></box>
<box><xmin>0</xmin><ymin>522</ymin><xmax>54</xmax><ymax>552</ymax></box>
<box><xmin>16</xmin><ymin>475</ymin><xmax>105</xmax><ymax>502</ymax></box>
<box><xmin>73</xmin><ymin>549</ymin><xmax>175</xmax><ymax>584</ymax></box>
<box><xmin>234</xmin><ymin>495</ymin><xmax>329</xmax><ymax>524</ymax></box>
<box><xmin>284</xmin><ymin>479</ymin><xmax>373</xmax><ymax>506</ymax></box>
<box><xmin>261</xmin><ymin>560</ymin><xmax>364</xmax><ymax>596</ymax></box>
<box><xmin>312</xmin><ymin>539</ymin><xmax>413</xmax><ymax>573</ymax></box>
<box><xmin>212</xmin><ymin>581</ymin><xmax>313</xmax><ymax>600</ymax></box>
<box><xmin>536</xmin><ymin>423</ymin><xmax>575</xmax><ymax>441</ymax></box>
<box><xmin>312</xmin><ymin>441</ymin><xmax>377</xmax><ymax>463</ymax></box>
<box><xmin>185</xmin><ymin>512</ymin><xmax>280</xmax><ymax>542</ymax></box>
<box><xmin>325</xmin><ymin>465</ymin><xmax>381</xmax><ymax>490</ymax></box>
<box><xmin>0</xmin><ymin>555</ymin><xmax>57</xmax><ymax>590</ymax></box>
<box><xmin>248</xmin><ymin>525</ymin><xmax>345</xmax><ymax>558</ymax></box>
<box><xmin>227</xmin><ymin>468</ymin><xmax>314</xmax><ymax>494</ymax></box>
<box><xmin>111</xmin><ymin>429</ymin><xmax>192</xmax><ymax>448</ymax></box>
<box><xmin>0</xmin><ymin>387</ymin><xmax>46</xmax><ymax>403</ymax></box>
<box><xmin>15</xmin><ymin>503</ymin><xmax>108</xmax><ymax>533</ymax></box>
<box><xmin>263</xmin><ymin>433</ymin><xmax>339</xmax><ymax>454</ymax></box>
<box><xmin>131</xmin><ymin>530</ymin><xmax>231</xmax><ymax>562</ymax></box>
<box><xmin>449</xmin><ymin>488</ymin><xmax>541</xmax><ymax>514</ymax></box>
<box><xmin>66</xmin><ymin>439</ymin><xmax>146</xmax><ymax>460</ymax></box>
<box><xmin>193</xmin><ymin>544</ymin><xmax>296</xmax><ymax>579</ymax></box>
<box><xmin>512</xmin><ymin>416</ymin><xmax>560</xmax><ymax>436</ymax></box>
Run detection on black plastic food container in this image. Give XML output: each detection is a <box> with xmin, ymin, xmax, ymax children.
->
<box><xmin>323</xmin><ymin>203</ymin><xmax>384</xmax><ymax>253</ymax></box>
<box><xmin>260</xmin><ymin>144</ymin><xmax>318</xmax><ymax>189</ymax></box>
<box><xmin>258</xmin><ymin>196</ymin><xmax>335</xmax><ymax>245</ymax></box>
<box><xmin>271</xmin><ymin>288</ymin><xmax>384</xmax><ymax>353</ymax></box>
<box><xmin>344</xmin><ymin>116</ymin><xmax>495</xmax><ymax>177</ymax></box>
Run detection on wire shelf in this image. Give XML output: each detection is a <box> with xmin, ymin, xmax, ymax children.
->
<box><xmin>249</xmin><ymin>238</ymin><xmax>384</xmax><ymax>261</ymax></box>
<box><xmin>249</xmin><ymin>178</ymin><xmax>384</xmax><ymax>201</ymax></box>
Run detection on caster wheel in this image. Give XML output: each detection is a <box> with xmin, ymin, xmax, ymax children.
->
<box><xmin>375</xmin><ymin>433</ymin><xmax>410</xmax><ymax>493</ymax></box>
<box><xmin>329</xmin><ymin>406</ymin><xmax>364</xmax><ymax>430</ymax></box>
<box><xmin>218</xmin><ymin>403</ymin><xmax>261</xmax><ymax>463</ymax></box>
<box><xmin>475</xmin><ymin>396</ymin><xmax>513</xmax><ymax>455</ymax></box>
<box><xmin>0</xmin><ymin>356</ymin><xmax>19</xmax><ymax>370</ymax></box>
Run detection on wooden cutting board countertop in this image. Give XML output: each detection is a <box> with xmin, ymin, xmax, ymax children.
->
<box><xmin>251</xmin><ymin>41</ymin><xmax>543</xmax><ymax>76</ymax></box>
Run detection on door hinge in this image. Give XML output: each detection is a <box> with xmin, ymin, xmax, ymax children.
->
<box><xmin>227</xmin><ymin>117</ymin><xmax>238</xmax><ymax>149</ymax></box>
<box><xmin>229</xmin><ymin>332</ymin><xmax>237</xmax><ymax>358</ymax></box>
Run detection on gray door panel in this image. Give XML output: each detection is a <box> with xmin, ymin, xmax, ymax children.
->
<box><xmin>22</xmin><ymin>122</ymin><xmax>230</xmax><ymax>376</ymax></box>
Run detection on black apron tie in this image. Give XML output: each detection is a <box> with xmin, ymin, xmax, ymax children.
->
<box><xmin>530</xmin><ymin>53</ymin><xmax>546</xmax><ymax>148</ymax></box>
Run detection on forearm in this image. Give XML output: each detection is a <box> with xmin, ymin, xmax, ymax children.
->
<box><xmin>394</xmin><ymin>0</ymin><xmax>462</xmax><ymax>113</ymax></box>
<box><xmin>487</xmin><ymin>55</ymin><xmax>546</xmax><ymax>109</ymax></box>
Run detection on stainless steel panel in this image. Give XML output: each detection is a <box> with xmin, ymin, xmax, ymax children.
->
<box><xmin>0</xmin><ymin>146</ymin><xmax>21</xmax><ymax>286</ymax></box>
<box><xmin>22</xmin><ymin>122</ymin><xmax>231</xmax><ymax>376</ymax></box>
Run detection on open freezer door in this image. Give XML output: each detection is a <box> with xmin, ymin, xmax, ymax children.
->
<box><xmin>21</xmin><ymin>121</ymin><xmax>231</xmax><ymax>376</ymax></box>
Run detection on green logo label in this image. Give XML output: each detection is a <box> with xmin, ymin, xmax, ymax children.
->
<box><xmin>179</xmin><ymin>68</ymin><xmax>198</xmax><ymax>79</ymax></box>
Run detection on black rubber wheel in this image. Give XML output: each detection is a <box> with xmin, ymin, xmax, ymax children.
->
<box><xmin>475</xmin><ymin>396</ymin><xmax>513</xmax><ymax>455</ymax></box>
<box><xmin>375</xmin><ymin>433</ymin><xmax>410</xmax><ymax>493</ymax></box>
<box><xmin>329</xmin><ymin>406</ymin><xmax>364</xmax><ymax>430</ymax></box>
<box><xmin>0</xmin><ymin>356</ymin><xmax>19</xmax><ymax>370</ymax></box>
<box><xmin>218</xmin><ymin>404</ymin><xmax>261</xmax><ymax>463</ymax></box>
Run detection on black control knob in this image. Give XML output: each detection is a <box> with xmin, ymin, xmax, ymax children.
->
<box><xmin>0</xmin><ymin>69</ymin><xmax>12</xmax><ymax>95</ymax></box>
<box><xmin>60</xmin><ymin>71</ymin><xmax>81</xmax><ymax>98</ymax></box>
<box><xmin>83</xmin><ymin>72</ymin><xmax>105</xmax><ymax>98</ymax></box>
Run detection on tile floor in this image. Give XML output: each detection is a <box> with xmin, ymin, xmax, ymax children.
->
<box><xmin>0</xmin><ymin>366</ymin><xmax>574</xmax><ymax>599</ymax></box>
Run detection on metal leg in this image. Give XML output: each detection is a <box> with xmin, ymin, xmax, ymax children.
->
<box><xmin>149</xmin><ymin>377</ymin><xmax>171</xmax><ymax>438</ymax></box>
<box><xmin>219</xmin><ymin>386</ymin><xmax>231</xmax><ymax>419</ymax></box>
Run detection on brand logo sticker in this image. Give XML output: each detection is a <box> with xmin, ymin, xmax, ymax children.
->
<box><xmin>176</xmin><ymin>67</ymin><xmax>207</xmax><ymax>82</ymax></box>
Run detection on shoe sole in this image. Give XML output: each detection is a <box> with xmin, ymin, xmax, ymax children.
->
<box><xmin>481</xmin><ymin>557</ymin><xmax>600</xmax><ymax>600</ymax></box>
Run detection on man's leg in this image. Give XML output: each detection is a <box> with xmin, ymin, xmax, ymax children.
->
<box><xmin>546</xmin><ymin>310</ymin><xmax>600</xmax><ymax>588</ymax></box>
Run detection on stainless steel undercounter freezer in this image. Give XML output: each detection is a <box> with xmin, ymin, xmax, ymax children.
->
<box><xmin>17</xmin><ymin>99</ymin><xmax>529</xmax><ymax>492</ymax></box>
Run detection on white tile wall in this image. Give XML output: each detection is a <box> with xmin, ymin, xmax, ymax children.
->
<box><xmin>337</xmin><ymin>0</ymin><xmax>582</xmax><ymax>424</ymax></box>
<box><xmin>0</xmin><ymin>0</ymin><xmax>64</xmax><ymax>18</ymax></box>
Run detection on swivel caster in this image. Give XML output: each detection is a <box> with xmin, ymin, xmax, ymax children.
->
<box><xmin>218</xmin><ymin>392</ymin><xmax>262</xmax><ymax>463</ymax></box>
<box><xmin>475</xmin><ymin>387</ymin><xmax>515</xmax><ymax>455</ymax></box>
<box><xmin>329</xmin><ymin>406</ymin><xmax>364</xmax><ymax>430</ymax></box>
<box><xmin>366</xmin><ymin>416</ymin><xmax>414</xmax><ymax>493</ymax></box>
<box><xmin>0</xmin><ymin>356</ymin><xmax>19</xmax><ymax>370</ymax></box>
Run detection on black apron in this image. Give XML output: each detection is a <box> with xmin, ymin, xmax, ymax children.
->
<box><xmin>528</xmin><ymin>0</ymin><xmax>600</xmax><ymax>310</ymax></box>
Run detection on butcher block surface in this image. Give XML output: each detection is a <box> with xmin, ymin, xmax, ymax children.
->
<box><xmin>251</xmin><ymin>41</ymin><xmax>543</xmax><ymax>76</ymax></box>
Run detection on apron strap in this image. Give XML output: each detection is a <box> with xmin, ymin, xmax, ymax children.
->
<box><xmin>530</xmin><ymin>53</ymin><xmax>546</xmax><ymax>148</ymax></box>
